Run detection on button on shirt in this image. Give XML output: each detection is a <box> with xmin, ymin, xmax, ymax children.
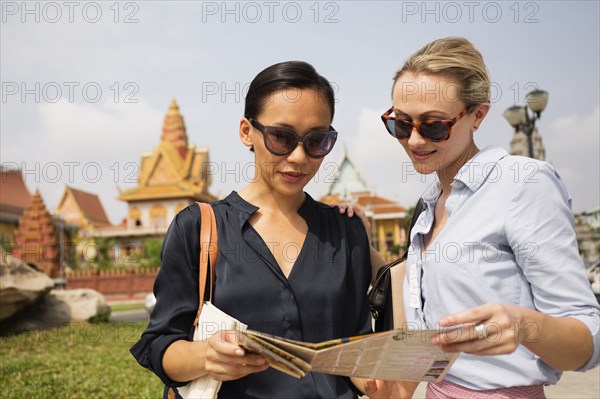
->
<box><xmin>404</xmin><ymin>146</ymin><xmax>600</xmax><ymax>390</ymax></box>
<box><xmin>130</xmin><ymin>191</ymin><xmax>372</xmax><ymax>399</ymax></box>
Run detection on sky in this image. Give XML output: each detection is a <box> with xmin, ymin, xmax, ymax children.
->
<box><xmin>2</xmin><ymin>0</ymin><xmax>599</xmax><ymax>224</ymax></box>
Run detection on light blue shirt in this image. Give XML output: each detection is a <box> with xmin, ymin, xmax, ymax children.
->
<box><xmin>404</xmin><ymin>146</ymin><xmax>600</xmax><ymax>390</ymax></box>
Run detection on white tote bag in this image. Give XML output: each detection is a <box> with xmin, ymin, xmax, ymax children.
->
<box><xmin>176</xmin><ymin>302</ymin><xmax>246</xmax><ymax>398</ymax></box>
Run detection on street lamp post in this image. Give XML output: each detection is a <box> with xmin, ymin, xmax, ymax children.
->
<box><xmin>503</xmin><ymin>90</ymin><xmax>549</xmax><ymax>159</ymax></box>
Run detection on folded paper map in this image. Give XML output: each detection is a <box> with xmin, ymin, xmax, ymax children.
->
<box><xmin>238</xmin><ymin>327</ymin><xmax>459</xmax><ymax>382</ymax></box>
<box><xmin>197</xmin><ymin>303</ymin><xmax>459</xmax><ymax>382</ymax></box>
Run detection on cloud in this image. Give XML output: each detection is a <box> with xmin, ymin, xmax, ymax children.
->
<box><xmin>4</xmin><ymin>99</ymin><xmax>165</xmax><ymax>223</ymax></box>
<box><xmin>546</xmin><ymin>105</ymin><xmax>599</xmax><ymax>151</ymax></box>
<box><xmin>544</xmin><ymin>105</ymin><xmax>600</xmax><ymax>212</ymax></box>
<box><xmin>37</xmin><ymin>99</ymin><xmax>162</xmax><ymax>160</ymax></box>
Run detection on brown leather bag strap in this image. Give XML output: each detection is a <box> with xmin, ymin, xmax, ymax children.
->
<box><xmin>193</xmin><ymin>202</ymin><xmax>218</xmax><ymax>326</ymax></box>
<box><xmin>207</xmin><ymin>205</ymin><xmax>218</xmax><ymax>300</ymax></box>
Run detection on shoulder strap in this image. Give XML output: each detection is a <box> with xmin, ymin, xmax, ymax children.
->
<box><xmin>390</xmin><ymin>198</ymin><xmax>425</xmax><ymax>329</ymax></box>
<box><xmin>194</xmin><ymin>202</ymin><xmax>219</xmax><ymax>326</ymax></box>
<box><xmin>404</xmin><ymin>198</ymin><xmax>425</xmax><ymax>256</ymax></box>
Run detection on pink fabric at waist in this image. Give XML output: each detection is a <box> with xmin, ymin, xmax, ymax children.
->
<box><xmin>426</xmin><ymin>380</ymin><xmax>546</xmax><ymax>399</ymax></box>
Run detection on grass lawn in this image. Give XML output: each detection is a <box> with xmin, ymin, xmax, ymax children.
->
<box><xmin>0</xmin><ymin>321</ymin><xmax>163</xmax><ymax>398</ymax></box>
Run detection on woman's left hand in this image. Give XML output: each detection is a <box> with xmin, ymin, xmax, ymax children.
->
<box><xmin>432</xmin><ymin>302</ymin><xmax>532</xmax><ymax>356</ymax></box>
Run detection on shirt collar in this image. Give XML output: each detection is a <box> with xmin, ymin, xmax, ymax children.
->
<box><xmin>422</xmin><ymin>182</ymin><xmax>442</xmax><ymax>204</ymax></box>
<box><xmin>453</xmin><ymin>146</ymin><xmax>509</xmax><ymax>192</ymax></box>
<box><xmin>420</xmin><ymin>146</ymin><xmax>509</xmax><ymax>204</ymax></box>
<box><xmin>223</xmin><ymin>190</ymin><xmax>316</xmax><ymax>228</ymax></box>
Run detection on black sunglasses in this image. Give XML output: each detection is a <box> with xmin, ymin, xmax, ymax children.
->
<box><xmin>247</xmin><ymin>117</ymin><xmax>338</xmax><ymax>158</ymax></box>
<box><xmin>381</xmin><ymin>106</ymin><xmax>471</xmax><ymax>142</ymax></box>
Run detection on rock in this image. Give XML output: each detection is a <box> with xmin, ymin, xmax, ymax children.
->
<box><xmin>52</xmin><ymin>288</ymin><xmax>111</xmax><ymax>321</ymax></box>
<box><xmin>0</xmin><ymin>292</ymin><xmax>71</xmax><ymax>334</ymax></box>
<box><xmin>0</xmin><ymin>249</ymin><xmax>55</xmax><ymax>322</ymax></box>
<box><xmin>0</xmin><ymin>288</ymin><xmax>111</xmax><ymax>335</ymax></box>
<box><xmin>1</xmin><ymin>249</ymin><xmax>110</xmax><ymax>334</ymax></box>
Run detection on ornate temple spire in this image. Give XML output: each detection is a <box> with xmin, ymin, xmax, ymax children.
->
<box><xmin>160</xmin><ymin>98</ymin><xmax>189</xmax><ymax>158</ymax></box>
<box><xmin>328</xmin><ymin>153</ymin><xmax>370</xmax><ymax>201</ymax></box>
<box><xmin>509</xmin><ymin>126</ymin><xmax>546</xmax><ymax>161</ymax></box>
<box><xmin>118</xmin><ymin>97</ymin><xmax>216</xmax><ymax>205</ymax></box>
<box><xmin>13</xmin><ymin>189</ymin><xmax>60</xmax><ymax>277</ymax></box>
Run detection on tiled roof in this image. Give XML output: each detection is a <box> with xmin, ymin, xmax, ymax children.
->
<box><xmin>357</xmin><ymin>195</ymin><xmax>406</xmax><ymax>214</ymax></box>
<box><xmin>357</xmin><ymin>196</ymin><xmax>394</xmax><ymax>206</ymax></box>
<box><xmin>320</xmin><ymin>193</ymin><xmax>406</xmax><ymax>215</ymax></box>
<box><xmin>0</xmin><ymin>169</ymin><xmax>32</xmax><ymax>216</ymax></box>
<box><xmin>65</xmin><ymin>186</ymin><xmax>111</xmax><ymax>227</ymax></box>
<box><xmin>319</xmin><ymin>194</ymin><xmax>342</xmax><ymax>205</ymax></box>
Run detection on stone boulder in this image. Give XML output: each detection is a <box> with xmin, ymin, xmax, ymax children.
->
<box><xmin>52</xmin><ymin>288</ymin><xmax>111</xmax><ymax>321</ymax></box>
<box><xmin>1</xmin><ymin>291</ymin><xmax>72</xmax><ymax>334</ymax></box>
<box><xmin>1</xmin><ymin>288</ymin><xmax>111</xmax><ymax>334</ymax></box>
<box><xmin>0</xmin><ymin>249</ymin><xmax>54</xmax><ymax>322</ymax></box>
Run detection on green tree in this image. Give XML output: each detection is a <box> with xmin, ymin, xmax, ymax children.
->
<box><xmin>94</xmin><ymin>237</ymin><xmax>117</xmax><ymax>270</ymax></box>
<box><xmin>143</xmin><ymin>238</ymin><xmax>163</xmax><ymax>268</ymax></box>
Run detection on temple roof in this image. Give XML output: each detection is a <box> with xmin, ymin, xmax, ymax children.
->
<box><xmin>328</xmin><ymin>153</ymin><xmax>370</xmax><ymax>200</ymax></box>
<box><xmin>118</xmin><ymin>99</ymin><xmax>216</xmax><ymax>203</ymax></box>
<box><xmin>0</xmin><ymin>169</ymin><xmax>32</xmax><ymax>221</ymax></box>
<box><xmin>320</xmin><ymin>193</ymin><xmax>406</xmax><ymax>215</ymax></box>
<box><xmin>57</xmin><ymin>186</ymin><xmax>112</xmax><ymax>228</ymax></box>
<box><xmin>356</xmin><ymin>195</ymin><xmax>406</xmax><ymax>214</ymax></box>
<box><xmin>321</xmin><ymin>151</ymin><xmax>406</xmax><ymax>216</ymax></box>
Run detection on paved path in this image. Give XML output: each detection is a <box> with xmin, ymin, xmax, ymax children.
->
<box><xmin>409</xmin><ymin>368</ymin><xmax>599</xmax><ymax>398</ymax></box>
<box><xmin>109</xmin><ymin>308</ymin><xmax>148</xmax><ymax>323</ymax></box>
<box><xmin>545</xmin><ymin>368</ymin><xmax>599</xmax><ymax>399</ymax></box>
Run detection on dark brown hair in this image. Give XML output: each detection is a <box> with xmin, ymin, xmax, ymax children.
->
<box><xmin>244</xmin><ymin>61</ymin><xmax>335</xmax><ymax>121</ymax></box>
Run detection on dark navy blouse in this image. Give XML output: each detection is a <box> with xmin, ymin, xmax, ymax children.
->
<box><xmin>130</xmin><ymin>191</ymin><xmax>373</xmax><ymax>398</ymax></box>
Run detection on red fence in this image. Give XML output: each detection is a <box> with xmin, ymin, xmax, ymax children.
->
<box><xmin>64</xmin><ymin>254</ymin><xmax>401</xmax><ymax>301</ymax></box>
<box><xmin>66</xmin><ymin>267</ymin><xmax>159</xmax><ymax>301</ymax></box>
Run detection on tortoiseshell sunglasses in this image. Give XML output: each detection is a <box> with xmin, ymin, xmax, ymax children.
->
<box><xmin>381</xmin><ymin>106</ymin><xmax>472</xmax><ymax>142</ymax></box>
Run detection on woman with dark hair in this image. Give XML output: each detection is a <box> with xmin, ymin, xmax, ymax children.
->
<box><xmin>131</xmin><ymin>61</ymin><xmax>386</xmax><ymax>398</ymax></box>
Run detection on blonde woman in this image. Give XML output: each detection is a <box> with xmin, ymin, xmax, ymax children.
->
<box><xmin>349</xmin><ymin>37</ymin><xmax>599</xmax><ymax>398</ymax></box>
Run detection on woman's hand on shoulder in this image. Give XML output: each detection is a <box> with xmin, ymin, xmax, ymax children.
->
<box><xmin>329</xmin><ymin>202</ymin><xmax>371</xmax><ymax>236</ymax></box>
<box><xmin>205</xmin><ymin>330</ymin><xmax>269</xmax><ymax>381</ymax></box>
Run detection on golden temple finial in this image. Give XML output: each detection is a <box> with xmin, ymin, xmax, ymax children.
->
<box><xmin>167</xmin><ymin>98</ymin><xmax>181</xmax><ymax>117</ymax></box>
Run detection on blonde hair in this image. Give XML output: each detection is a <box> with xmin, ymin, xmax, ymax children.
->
<box><xmin>393</xmin><ymin>37</ymin><xmax>490</xmax><ymax>107</ymax></box>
